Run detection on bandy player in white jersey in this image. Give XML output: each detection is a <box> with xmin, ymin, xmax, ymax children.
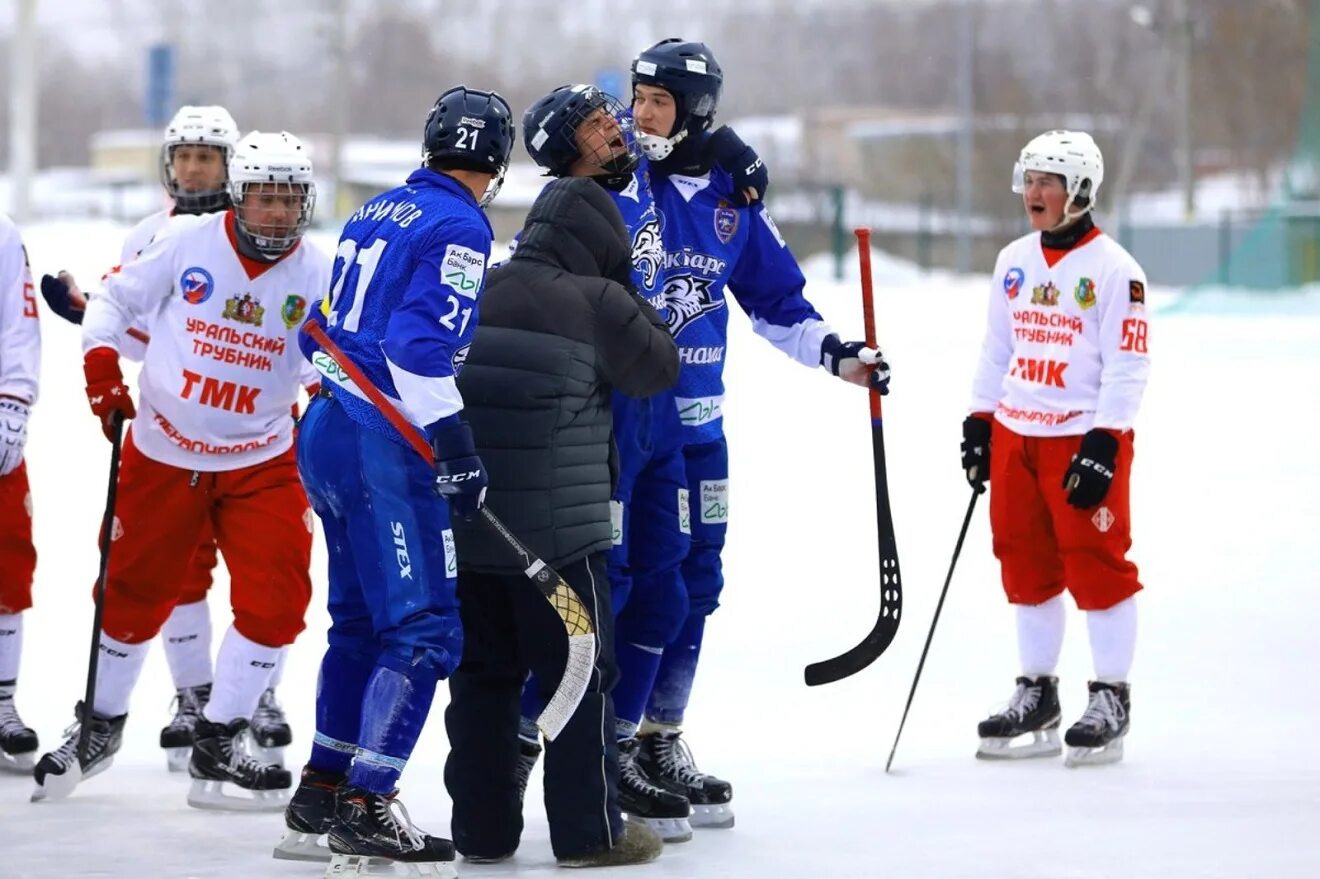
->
<box><xmin>0</xmin><ymin>213</ymin><xmax>40</xmax><ymax>773</ymax></box>
<box><xmin>961</xmin><ymin>130</ymin><xmax>1150</xmax><ymax>767</ymax></box>
<box><xmin>38</xmin><ymin>106</ymin><xmax>304</xmax><ymax>771</ymax></box>
<box><xmin>32</xmin><ymin>131</ymin><xmax>330</xmax><ymax>812</ymax></box>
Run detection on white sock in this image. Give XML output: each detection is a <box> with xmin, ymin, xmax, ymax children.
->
<box><xmin>93</xmin><ymin>634</ymin><xmax>150</xmax><ymax>717</ymax></box>
<box><xmin>1086</xmin><ymin>597</ymin><xmax>1137</xmax><ymax>683</ymax></box>
<box><xmin>0</xmin><ymin>612</ymin><xmax>22</xmax><ymax>681</ymax></box>
<box><xmin>203</xmin><ymin>626</ymin><xmax>279</xmax><ymax>725</ymax></box>
<box><xmin>160</xmin><ymin>600</ymin><xmax>213</xmax><ymax>690</ymax></box>
<box><xmin>267</xmin><ymin>646</ymin><xmax>288</xmax><ymax>690</ymax></box>
<box><xmin>1015</xmin><ymin>594</ymin><xmax>1066</xmax><ymax>678</ymax></box>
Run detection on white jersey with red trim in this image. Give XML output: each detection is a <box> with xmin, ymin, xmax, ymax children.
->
<box><xmin>970</xmin><ymin>228</ymin><xmax>1150</xmax><ymax>437</ymax></box>
<box><xmin>0</xmin><ymin>213</ymin><xmax>40</xmax><ymax>405</ymax></box>
<box><xmin>109</xmin><ymin>209</ymin><xmax>173</xmax><ymax>363</ymax></box>
<box><xmin>83</xmin><ymin>210</ymin><xmax>330</xmax><ymax>471</ymax></box>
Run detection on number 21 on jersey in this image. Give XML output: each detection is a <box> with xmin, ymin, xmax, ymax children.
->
<box><xmin>325</xmin><ymin>236</ymin><xmax>474</xmax><ymax>336</ymax></box>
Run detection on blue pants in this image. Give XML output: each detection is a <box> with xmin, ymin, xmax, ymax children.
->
<box><xmin>297</xmin><ymin>394</ymin><xmax>462</xmax><ymax>789</ymax></box>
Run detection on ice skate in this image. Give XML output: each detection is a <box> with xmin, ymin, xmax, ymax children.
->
<box><xmin>618</xmin><ymin>736</ymin><xmax>692</xmax><ymax>843</ymax></box>
<box><xmin>325</xmin><ymin>786</ymin><xmax>457</xmax><ymax>878</ymax></box>
<box><xmin>187</xmin><ymin>716</ymin><xmax>292</xmax><ymax>812</ymax></box>
<box><xmin>273</xmin><ymin>765</ymin><xmax>344</xmax><ymax>862</ymax></box>
<box><xmin>0</xmin><ymin>681</ymin><xmax>38</xmax><ymax>773</ymax></box>
<box><xmin>636</xmin><ymin>728</ymin><xmax>732</xmax><ymax>829</ymax></box>
<box><xmin>975</xmin><ymin>675</ymin><xmax>1063</xmax><ymax>760</ymax></box>
<box><xmin>160</xmin><ymin>683</ymin><xmax>210</xmax><ymax>772</ymax></box>
<box><xmin>1064</xmin><ymin>681</ymin><xmax>1130</xmax><ymax>767</ymax></box>
<box><xmin>30</xmin><ymin>702</ymin><xmax>126</xmax><ymax>801</ymax></box>
<box><xmin>249</xmin><ymin>687</ymin><xmax>292</xmax><ymax>766</ymax></box>
<box><xmin>557</xmin><ymin>818</ymin><xmax>663</xmax><ymax>868</ymax></box>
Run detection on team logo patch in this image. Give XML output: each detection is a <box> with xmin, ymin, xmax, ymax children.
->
<box><xmin>662</xmin><ymin>275</ymin><xmax>724</xmax><ymax>338</ymax></box>
<box><xmin>1074</xmin><ymin>277</ymin><xmax>1097</xmax><ymax>310</ymax></box>
<box><xmin>180</xmin><ymin>267</ymin><xmax>215</xmax><ymax>305</ymax></box>
<box><xmin>714</xmin><ymin>202</ymin><xmax>739</xmax><ymax>244</ymax></box>
<box><xmin>1091</xmin><ymin>506</ymin><xmax>1115</xmax><ymax>533</ymax></box>
<box><xmin>451</xmin><ymin>344</ymin><xmax>470</xmax><ymax>372</ymax></box>
<box><xmin>1030</xmin><ymin>281</ymin><xmax>1061</xmax><ymax>307</ymax></box>
<box><xmin>699</xmin><ymin>479</ymin><xmax>729</xmax><ymax>524</ymax></box>
<box><xmin>631</xmin><ymin>211</ymin><xmax>664</xmax><ymax>294</ymax></box>
<box><xmin>1004</xmin><ymin>267</ymin><xmax>1024</xmax><ymax>299</ymax></box>
<box><xmin>223</xmin><ymin>293</ymin><xmax>266</xmax><ymax>327</ymax></box>
<box><xmin>1129</xmin><ymin>280</ymin><xmax>1146</xmax><ymax>304</ymax></box>
<box><xmin>281</xmin><ymin>294</ymin><xmax>308</xmax><ymax>329</ymax></box>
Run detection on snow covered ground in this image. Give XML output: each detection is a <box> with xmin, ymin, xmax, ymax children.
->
<box><xmin>2</xmin><ymin>221</ymin><xmax>1318</xmax><ymax>878</ymax></box>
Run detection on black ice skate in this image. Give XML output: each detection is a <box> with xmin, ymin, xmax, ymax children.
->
<box><xmin>30</xmin><ymin>701</ymin><xmax>126</xmax><ymax>801</ymax></box>
<box><xmin>1064</xmin><ymin>681</ymin><xmax>1130</xmax><ymax>767</ymax></box>
<box><xmin>976</xmin><ymin>675</ymin><xmax>1063</xmax><ymax>760</ymax></box>
<box><xmin>557</xmin><ymin>819</ymin><xmax>663</xmax><ymax>868</ymax></box>
<box><xmin>187</xmin><ymin>716</ymin><xmax>292</xmax><ymax>812</ymax></box>
<box><xmin>272</xmin><ymin>765</ymin><xmax>344</xmax><ymax>862</ymax></box>
<box><xmin>636</xmin><ymin>729</ymin><xmax>733</xmax><ymax>830</ymax></box>
<box><xmin>0</xmin><ymin>680</ymin><xmax>38</xmax><ymax>773</ymax></box>
<box><xmin>514</xmin><ymin>735</ymin><xmax>542</xmax><ymax>808</ymax></box>
<box><xmin>618</xmin><ymin>736</ymin><xmax>693</xmax><ymax>843</ymax></box>
<box><xmin>249</xmin><ymin>687</ymin><xmax>292</xmax><ymax>765</ymax></box>
<box><xmin>160</xmin><ymin>682</ymin><xmax>210</xmax><ymax>772</ymax></box>
<box><xmin>326</xmin><ymin>786</ymin><xmax>457</xmax><ymax>878</ymax></box>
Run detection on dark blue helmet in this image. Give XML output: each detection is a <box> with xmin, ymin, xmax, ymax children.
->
<box><xmin>630</xmin><ymin>38</ymin><xmax>723</xmax><ymax>146</ymax></box>
<box><xmin>423</xmin><ymin>86</ymin><xmax>515</xmax><ymax>204</ymax></box>
<box><xmin>522</xmin><ymin>84</ymin><xmax>640</xmax><ymax>190</ymax></box>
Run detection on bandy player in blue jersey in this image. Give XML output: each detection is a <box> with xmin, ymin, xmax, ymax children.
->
<box><xmin>284</xmin><ymin>86</ymin><xmax>514</xmax><ymax>873</ymax></box>
<box><xmin>625</xmin><ymin>38</ymin><xmax>893</xmax><ymax>826</ymax></box>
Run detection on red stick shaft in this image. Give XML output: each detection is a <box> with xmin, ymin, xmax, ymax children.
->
<box><xmin>855</xmin><ymin>227</ymin><xmax>881</xmax><ymax>421</ymax></box>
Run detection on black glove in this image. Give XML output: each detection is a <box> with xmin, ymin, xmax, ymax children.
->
<box><xmin>819</xmin><ymin>334</ymin><xmax>890</xmax><ymax>394</ymax></box>
<box><xmin>1061</xmin><ymin>429</ymin><xmax>1119</xmax><ymax>509</ymax></box>
<box><xmin>40</xmin><ymin>273</ymin><xmax>86</xmax><ymax>325</ymax></box>
<box><xmin>960</xmin><ymin>415</ymin><xmax>991</xmax><ymax>491</ymax></box>
<box><xmin>703</xmin><ymin>126</ymin><xmax>768</xmax><ymax>205</ymax></box>
<box><xmin>432</xmin><ymin>421</ymin><xmax>488</xmax><ymax>521</ymax></box>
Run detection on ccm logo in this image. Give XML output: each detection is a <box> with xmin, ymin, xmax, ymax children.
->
<box><xmin>436</xmin><ymin>470</ymin><xmax>481</xmax><ymax>484</ymax></box>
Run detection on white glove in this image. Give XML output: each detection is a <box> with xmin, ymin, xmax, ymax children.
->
<box><xmin>0</xmin><ymin>398</ymin><xmax>29</xmax><ymax>476</ymax></box>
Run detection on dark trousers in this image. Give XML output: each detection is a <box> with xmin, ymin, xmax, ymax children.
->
<box><xmin>444</xmin><ymin>552</ymin><xmax>622</xmax><ymax>860</ymax></box>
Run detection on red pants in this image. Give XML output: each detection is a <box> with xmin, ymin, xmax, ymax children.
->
<box><xmin>989</xmin><ymin>421</ymin><xmax>1142</xmax><ymax>611</ymax></box>
<box><xmin>0</xmin><ymin>462</ymin><xmax>37</xmax><ymax>614</ymax></box>
<box><xmin>180</xmin><ymin>523</ymin><xmax>219</xmax><ymax>606</ymax></box>
<box><xmin>99</xmin><ymin>431</ymin><xmax>312</xmax><ymax>647</ymax></box>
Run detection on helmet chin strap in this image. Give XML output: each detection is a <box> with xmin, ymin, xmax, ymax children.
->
<box><xmin>637</xmin><ymin>128</ymin><xmax>688</xmax><ymax>161</ymax></box>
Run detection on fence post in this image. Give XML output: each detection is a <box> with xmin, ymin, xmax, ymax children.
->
<box><xmin>1218</xmin><ymin>208</ymin><xmax>1231</xmax><ymax>286</ymax></box>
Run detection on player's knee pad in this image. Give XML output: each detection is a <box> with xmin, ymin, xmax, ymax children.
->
<box><xmin>619</xmin><ymin>570</ymin><xmax>689</xmax><ymax>646</ymax></box>
<box><xmin>378</xmin><ymin>641</ymin><xmax>457</xmax><ymax>684</ymax></box>
<box><xmin>681</xmin><ymin>544</ymin><xmax>724</xmax><ymax>617</ymax></box>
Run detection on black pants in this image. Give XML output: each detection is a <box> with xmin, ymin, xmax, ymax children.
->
<box><xmin>444</xmin><ymin>552</ymin><xmax>621</xmax><ymax>860</ymax></box>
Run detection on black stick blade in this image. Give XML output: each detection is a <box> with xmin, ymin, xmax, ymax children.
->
<box><xmin>804</xmin><ymin>552</ymin><xmax>901</xmax><ymax>686</ymax></box>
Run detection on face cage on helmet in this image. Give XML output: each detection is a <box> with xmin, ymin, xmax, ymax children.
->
<box><xmin>477</xmin><ymin>162</ymin><xmax>508</xmax><ymax>208</ymax></box>
<box><xmin>232</xmin><ymin>181</ymin><xmax>316</xmax><ymax>258</ymax></box>
<box><xmin>160</xmin><ymin>143</ymin><xmax>231</xmax><ymax>213</ymax></box>
<box><xmin>569</xmin><ymin>96</ymin><xmax>641</xmax><ymax>176</ymax></box>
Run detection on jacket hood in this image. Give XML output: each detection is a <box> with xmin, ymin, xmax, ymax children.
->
<box><xmin>513</xmin><ymin>177</ymin><xmax>633</xmax><ymax>287</ymax></box>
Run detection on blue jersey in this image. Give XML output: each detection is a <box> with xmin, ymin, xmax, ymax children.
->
<box><xmin>306</xmin><ymin>168</ymin><xmax>493</xmax><ymax>447</ymax></box>
<box><xmin>649</xmin><ymin>166</ymin><xmax>832</xmax><ymax>443</ymax></box>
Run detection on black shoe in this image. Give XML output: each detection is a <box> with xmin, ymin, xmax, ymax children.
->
<box><xmin>515</xmin><ymin>735</ymin><xmax>541</xmax><ymax>807</ymax></box>
<box><xmin>327</xmin><ymin>786</ymin><xmax>456</xmax><ymax>864</ymax></box>
<box><xmin>159</xmin><ymin>683</ymin><xmax>211</xmax><ymax>749</ymax></box>
<box><xmin>189</xmin><ymin>717</ymin><xmax>292</xmax><ymax>790</ymax></box>
<box><xmin>1064</xmin><ymin>681</ymin><xmax>1130</xmax><ymax>766</ymax></box>
<box><xmin>976</xmin><ymin>675</ymin><xmax>1063</xmax><ymax>760</ymax></box>
<box><xmin>250</xmin><ymin>688</ymin><xmax>292</xmax><ymax>749</ymax></box>
<box><xmin>558</xmin><ymin>820</ymin><xmax>663</xmax><ymax>868</ymax></box>
<box><xmin>272</xmin><ymin>765</ymin><xmax>344</xmax><ymax>861</ymax></box>
<box><xmin>31</xmin><ymin>701</ymin><xmax>126</xmax><ymax>799</ymax></box>
<box><xmin>636</xmin><ymin>728</ymin><xmax>733</xmax><ymax>829</ymax></box>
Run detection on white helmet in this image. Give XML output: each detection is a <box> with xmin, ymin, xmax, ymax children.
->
<box><xmin>1012</xmin><ymin>129</ymin><xmax>1104</xmax><ymax>221</ymax></box>
<box><xmin>227</xmin><ymin>131</ymin><xmax>317</xmax><ymax>258</ymax></box>
<box><xmin>160</xmin><ymin>105</ymin><xmax>240</xmax><ymax>213</ymax></box>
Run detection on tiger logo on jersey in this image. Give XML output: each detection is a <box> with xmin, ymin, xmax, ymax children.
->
<box><xmin>631</xmin><ymin>212</ymin><xmax>664</xmax><ymax>295</ymax></box>
<box><xmin>663</xmin><ymin>275</ymin><xmax>724</xmax><ymax>338</ymax></box>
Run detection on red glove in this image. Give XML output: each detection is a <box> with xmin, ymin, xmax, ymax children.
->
<box><xmin>83</xmin><ymin>347</ymin><xmax>135</xmax><ymax>440</ymax></box>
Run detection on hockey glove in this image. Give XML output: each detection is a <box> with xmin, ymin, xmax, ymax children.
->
<box><xmin>820</xmin><ymin>334</ymin><xmax>890</xmax><ymax>394</ymax></box>
<box><xmin>40</xmin><ymin>272</ymin><xmax>87</xmax><ymax>325</ymax></box>
<box><xmin>83</xmin><ymin>347</ymin><xmax>136</xmax><ymax>441</ymax></box>
<box><xmin>961</xmin><ymin>414</ymin><xmax>992</xmax><ymax>492</ymax></box>
<box><xmin>0</xmin><ymin>397</ymin><xmax>29</xmax><ymax>476</ymax></box>
<box><xmin>432</xmin><ymin>420</ymin><xmax>488</xmax><ymax>521</ymax></box>
<box><xmin>703</xmin><ymin>126</ymin><xmax>769</xmax><ymax>205</ymax></box>
<box><xmin>1061</xmin><ymin>428</ymin><xmax>1119</xmax><ymax>509</ymax></box>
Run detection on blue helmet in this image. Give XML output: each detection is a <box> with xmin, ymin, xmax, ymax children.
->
<box><xmin>630</xmin><ymin>38</ymin><xmax>723</xmax><ymax>159</ymax></box>
<box><xmin>522</xmin><ymin>84</ymin><xmax>640</xmax><ymax>190</ymax></box>
<box><xmin>423</xmin><ymin>86</ymin><xmax>515</xmax><ymax>205</ymax></box>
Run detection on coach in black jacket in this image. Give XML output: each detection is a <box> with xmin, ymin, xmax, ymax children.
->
<box><xmin>445</xmin><ymin>176</ymin><xmax>677</xmax><ymax>866</ymax></box>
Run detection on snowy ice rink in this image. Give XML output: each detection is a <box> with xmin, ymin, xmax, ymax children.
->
<box><xmin>2</xmin><ymin>220</ymin><xmax>1317</xmax><ymax>877</ymax></box>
